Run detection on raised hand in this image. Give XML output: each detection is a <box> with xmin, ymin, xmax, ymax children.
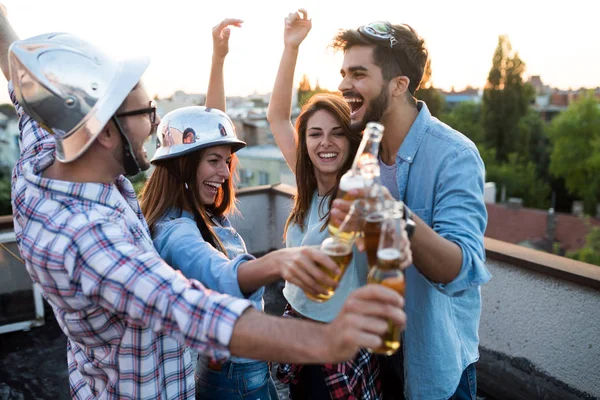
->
<box><xmin>284</xmin><ymin>8</ymin><xmax>312</xmax><ymax>49</ymax></box>
<box><xmin>212</xmin><ymin>18</ymin><xmax>243</xmax><ymax>60</ymax></box>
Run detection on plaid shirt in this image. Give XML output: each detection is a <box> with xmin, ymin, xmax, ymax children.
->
<box><xmin>9</xmin><ymin>82</ymin><xmax>252</xmax><ymax>400</ymax></box>
<box><xmin>277</xmin><ymin>305</ymin><xmax>382</xmax><ymax>400</ymax></box>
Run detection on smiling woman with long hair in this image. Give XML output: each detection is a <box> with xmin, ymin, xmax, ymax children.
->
<box><xmin>266</xmin><ymin>9</ymin><xmax>383</xmax><ymax>400</ymax></box>
<box><xmin>139</xmin><ymin>18</ymin><xmax>343</xmax><ymax>400</ymax></box>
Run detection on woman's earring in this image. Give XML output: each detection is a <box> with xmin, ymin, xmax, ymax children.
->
<box><xmin>185</xmin><ymin>183</ymin><xmax>189</xmax><ymax>190</ymax></box>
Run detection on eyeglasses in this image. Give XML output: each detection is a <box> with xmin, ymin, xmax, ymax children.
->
<box><xmin>116</xmin><ymin>100</ymin><xmax>157</xmax><ymax>124</ymax></box>
<box><xmin>358</xmin><ymin>22</ymin><xmax>416</xmax><ymax>94</ymax></box>
<box><xmin>358</xmin><ymin>22</ymin><xmax>398</xmax><ymax>49</ymax></box>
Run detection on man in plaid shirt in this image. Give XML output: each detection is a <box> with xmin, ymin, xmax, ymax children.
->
<box><xmin>0</xmin><ymin>8</ymin><xmax>407</xmax><ymax>400</ymax></box>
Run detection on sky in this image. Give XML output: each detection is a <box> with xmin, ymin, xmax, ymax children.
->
<box><xmin>0</xmin><ymin>0</ymin><xmax>599</xmax><ymax>104</ymax></box>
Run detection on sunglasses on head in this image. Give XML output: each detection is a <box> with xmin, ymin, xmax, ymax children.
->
<box><xmin>358</xmin><ymin>22</ymin><xmax>417</xmax><ymax>94</ymax></box>
<box><xmin>358</xmin><ymin>22</ymin><xmax>398</xmax><ymax>48</ymax></box>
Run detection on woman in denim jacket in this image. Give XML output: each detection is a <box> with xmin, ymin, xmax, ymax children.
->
<box><xmin>139</xmin><ymin>19</ymin><xmax>341</xmax><ymax>400</ymax></box>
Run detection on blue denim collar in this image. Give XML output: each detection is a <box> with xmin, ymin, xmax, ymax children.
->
<box><xmin>396</xmin><ymin>101</ymin><xmax>430</xmax><ymax>164</ymax></box>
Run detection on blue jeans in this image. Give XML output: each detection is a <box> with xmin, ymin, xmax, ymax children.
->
<box><xmin>196</xmin><ymin>357</ymin><xmax>279</xmax><ymax>400</ymax></box>
<box><xmin>450</xmin><ymin>363</ymin><xmax>477</xmax><ymax>400</ymax></box>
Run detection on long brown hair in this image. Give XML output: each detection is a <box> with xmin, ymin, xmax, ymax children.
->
<box><xmin>140</xmin><ymin>147</ymin><xmax>239</xmax><ymax>256</ymax></box>
<box><xmin>284</xmin><ymin>94</ymin><xmax>361</xmax><ymax>239</ymax></box>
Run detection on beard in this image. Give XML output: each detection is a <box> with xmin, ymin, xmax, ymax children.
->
<box><xmin>350</xmin><ymin>85</ymin><xmax>390</xmax><ymax>135</ymax></box>
<box><xmin>134</xmin><ymin>145</ymin><xmax>151</xmax><ymax>171</ymax></box>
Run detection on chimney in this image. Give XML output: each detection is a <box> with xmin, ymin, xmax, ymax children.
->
<box><xmin>572</xmin><ymin>201</ymin><xmax>584</xmax><ymax>217</ymax></box>
<box><xmin>507</xmin><ymin>197</ymin><xmax>523</xmax><ymax>210</ymax></box>
<box><xmin>546</xmin><ymin>208</ymin><xmax>556</xmax><ymax>244</ymax></box>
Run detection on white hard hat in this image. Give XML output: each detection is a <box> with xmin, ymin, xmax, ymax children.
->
<box><xmin>152</xmin><ymin>106</ymin><xmax>246</xmax><ymax>163</ymax></box>
<box><xmin>9</xmin><ymin>32</ymin><xmax>149</xmax><ymax>163</ymax></box>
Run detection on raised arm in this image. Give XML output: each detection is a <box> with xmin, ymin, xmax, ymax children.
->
<box><xmin>205</xmin><ymin>18</ymin><xmax>242</xmax><ymax>111</ymax></box>
<box><xmin>266</xmin><ymin>9</ymin><xmax>311</xmax><ymax>173</ymax></box>
<box><xmin>0</xmin><ymin>4</ymin><xmax>19</xmax><ymax>80</ymax></box>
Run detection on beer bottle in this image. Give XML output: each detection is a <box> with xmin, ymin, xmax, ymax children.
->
<box><xmin>305</xmin><ymin>200</ymin><xmax>364</xmax><ymax>302</ymax></box>
<box><xmin>329</xmin><ymin>122</ymin><xmax>384</xmax><ymax>237</ymax></box>
<box><xmin>363</xmin><ymin>184</ymin><xmax>394</xmax><ymax>270</ymax></box>
<box><xmin>367</xmin><ymin>210</ymin><xmax>405</xmax><ymax>355</ymax></box>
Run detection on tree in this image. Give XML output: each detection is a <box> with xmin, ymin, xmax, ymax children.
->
<box><xmin>297</xmin><ymin>74</ymin><xmax>336</xmax><ymax>107</ymax></box>
<box><xmin>516</xmin><ymin>109</ymin><xmax>550</xmax><ymax>176</ymax></box>
<box><xmin>548</xmin><ymin>93</ymin><xmax>600</xmax><ymax>214</ymax></box>
<box><xmin>482</xmin><ymin>150</ymin><xmax>550</xmax><ymax>209</ymax></box>
<box><xmin>482</xmin><ymin>35</ymin><xmax>534</xmax><ymax>162</ymax></box>
<box><xmin>129</xmin><ymin>172</ymin><xmax>148</xmax><ymax>196</ymax></box>
<box><xmin>441</xmin><ymin>102</ymin><xmax>484</xmax><ymax>144</ymax></box>
<box><xmin>568</xmin><ymin>225</ymin><xmax>600</xmax><ymax>267</ymax></box>
<box><xmin>415</xmin><ymin>59</ymin><xmax>445</xmax><ymax>117</ymax></box>
<box><xmin>0</xmin><ymin>103</ymin><xmax>15</xmax><ymax>117</ymax></box>
<box><xmin>0</xmin><ymin>177</ymin><xmax>11</xmax><ymax>215</ymax></box>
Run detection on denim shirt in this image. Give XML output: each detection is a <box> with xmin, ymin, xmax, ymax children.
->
<box><xmin>283</xmin><ymin>192</ymin><xmax>368</xmax><ymax>323</ymax></box>
<box><xmin>153</xmin><ymin>209</ymin><xmax>265</xmax><ymax>364</ymax></box>
<box><xmin>391</xmin><ymin>102</ymin><xmax>492</xmax><ymax>400</ymax></box>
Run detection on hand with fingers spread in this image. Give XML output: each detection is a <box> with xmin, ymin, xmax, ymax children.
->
<box><xmin>212</xmin><ymin>18</ymin><xmax>243</xmax><ymax>61</ymax></box>
<box><xmin>321</xmin><ymin>284</ymin><xmax>406</xmax><ymax>362</ymax></box>
<box><xmin>284</xmin><ymin>8</ymin><xmax>312</xmax><ymax>49</ymax></box>
<box><xmin>267</xmin><ymin>246</ymin><xmax>341</xmax><ymax>299</ymax></box>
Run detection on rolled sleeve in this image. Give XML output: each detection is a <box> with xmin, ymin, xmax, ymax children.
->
<box><xmin>72</xmin><ymin>219</ymin><xmax>252</xmax><ymax>360</ymax></box>
<box><xmin>429</xmin><ymin>147</ymin><xmax>492</xmax><ymax>296</ymax></box>
<box><xmin>153</xmin><ymin>218</ymin><xmax>263</xmax><ymax>301</ymax></box>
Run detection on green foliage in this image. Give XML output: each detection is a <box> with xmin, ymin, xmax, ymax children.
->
<box><xmin>0</xmin><ymin>103</ymin><xmax>15</xmax><ymax>117</ymax></box>
<box><xmin>441</xmin><ymin>102</ymin><xmax>484</xmax><ymax>143</ymax></box>
<box><xmin>415</xmin><ymin>59</ymin><xmax>445</xmax><ymax>117</ymax></box>
<box><xmin>481</xmin><ymin>149</ymin><xmax>550</xmax><ymax>208</ymax></box>
<box><xmin>548</xmin><ymin>94</ymin><xmax>600</xmax><ymax>215</ymax></box>
<box><xmin>129</xmin><ymin>172</ymin><xmax>147</xmax><ymax>195</ymax></box>
<box><xmin>568</xmin><ymin>225</ymin><xmax>600</xmax><ymax>266</ymax></box>
<box><xmin>482</xmin><ymin>35</ymin><xmax>534</xmax><ymax>162</ymax></box>
<box><xmin>416</xmin><ymin>87</ymin><xmax>444</xmax><ymax>117</ymax></box>
<box><xmin>516</xmin><ymin>109</ymin><xmax>550</xmax><ymax>177</ymax></box>
<box><xmin>0</xmin><ymin>177</ymin><xmax>11</xmax><ymax>215</ymax></box>
<box><xmin>297</xmin><ymin>75</ymin><xmax>336</xmax><ymax>108</ymax></box>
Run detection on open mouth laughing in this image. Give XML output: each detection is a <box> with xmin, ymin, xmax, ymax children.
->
<box><xmin>203</xmin><ymin>181</ymin><xmax>222</xmax><ymax>195</ymax></box>
<box><xmin>344</xmin><ymin>93</ymin><xmax>364</xmax><ymax>119</ymax></box>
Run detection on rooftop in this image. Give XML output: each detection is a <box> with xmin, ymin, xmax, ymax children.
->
<box><xmin>1</xmin><ymin>185</ymin><xmax>599</xmax><ymax>399</ymax></box>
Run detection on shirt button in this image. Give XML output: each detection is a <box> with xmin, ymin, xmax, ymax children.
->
<box><xmin>407</xmin><ymin>156</ymin><xmax>412</xmax><ymax>161</ymax></box>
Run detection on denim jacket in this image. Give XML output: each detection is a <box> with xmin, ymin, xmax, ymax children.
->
<box><xmin>391</xmin><ymin>102</ymin><xmax>492</xmax><ymax>399</ymax></box>
<box><xmin>153</xmin><ymin>209</ymin><xmax>265</xmax><ymax>364</ymax></box>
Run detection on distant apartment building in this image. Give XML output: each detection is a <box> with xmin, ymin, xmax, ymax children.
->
<box><xmin>528</xmin><ymin>75</ymin><xmax>600</xmax><ymax>121</ymax></box>
<box><xmin>235</xmin><ymin>145</ymin><xmax>295</xmax><ymax>188</ymax></box>
<box><xmin>156</xmin><ymin>91</ymin><xmax>206</xmax><ymax>116</ymax></box>
<box><xmin>442</xmin><ymin>87</ymin><xmax>482</xmax><ymax>108</ymax></box>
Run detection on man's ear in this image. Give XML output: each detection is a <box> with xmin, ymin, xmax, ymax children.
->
<box><xmin>390</xmin><ymin>76</ymin><xmax>411</xmax><ymax>98</ymax></box>
<box><xmin>95</xmin><ymin>120</ymin><xmax>119</xmax><ymax>150</ymax></box>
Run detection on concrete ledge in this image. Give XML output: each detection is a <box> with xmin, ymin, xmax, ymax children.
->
<box><xmin>236</xmin><ymin>183</ymin><xmax>296</xmax><ymax>198</ymax></box>
<box><xmin>0</xmin><ymin>215</ymin><xmax>12</xmax><ymax>231</ymax></box>
<box><xmin>478</xmin><ymin>347</ymin><xmax>597</xmax><ymax>400</ymax></box>
<box><xmin>485</xmin><ymin>237</ymin><xmax>600</xmax><ymax>290</ymax></box>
